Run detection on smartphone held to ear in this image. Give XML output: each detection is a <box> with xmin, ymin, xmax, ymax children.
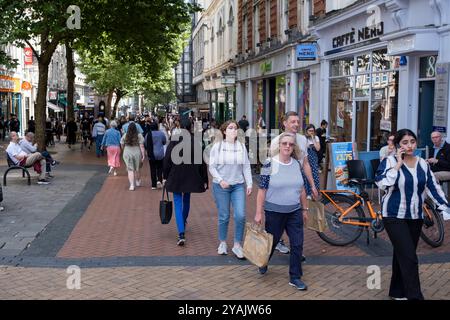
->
<box><xmin>396</xmin><ymin>144</ymin><xmax>405</xmax><ymax>160</ymax></box>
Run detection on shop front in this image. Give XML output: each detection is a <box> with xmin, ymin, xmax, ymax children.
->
<box><xmin>0</xmin><ymin>69</ymin><xmax>22</xmax><ymax>128</ymax></box>
<box><xmin>238</xmin><ymin>44</ymin><xmax>318</xmax><ymax>135</ymax></box>
<box><xmin>314</xmin><ymin>3</ymin><xmax>401</xmax><ymax>152</ymax></box>
<box><xmin>314</xmin><ymin>1</ymin><xmax>450</xmax><ymax>152</ymax></box>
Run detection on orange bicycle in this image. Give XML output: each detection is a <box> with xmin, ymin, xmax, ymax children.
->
<box><xmin>318</xmin><ymin>179</ymin><xmax>444</xmax><ymax>247</ymax></box>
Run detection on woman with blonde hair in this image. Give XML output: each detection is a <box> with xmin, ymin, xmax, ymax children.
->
<box><xmin>255</xmin><ymin>132</ymin><xmax>309</xmax><ymax>291</ymax></box>
<box><xmin>209</xmin><ymin>120</ymin><xmax>252</xmax><ymax>259</ymax></box>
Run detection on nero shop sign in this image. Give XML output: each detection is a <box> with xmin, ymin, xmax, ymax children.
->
<box><xmin>332</xmin><ymin>22</ymin><xmax>384</xmax><ymax>49</ymax></box>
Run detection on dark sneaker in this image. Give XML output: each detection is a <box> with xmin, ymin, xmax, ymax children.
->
<box><xmin>177</xmin><ymin>233</ymin><xmax>185</xmax><ymax>246</ymax></box>
<box><xmin>289</xmin><ymin>278</ymin><xmax>307</xmax><ymax>291</ymax></box>
<box><xmin>258</xmin><ymin>266</ymin><xmax>268</xmax><ymax>275</ymax></box>
<box><xmin>301</xmin><ymin>255</ymin><xmax>306</xmax><ymax>262</ymax></box>
<box><xmin>51</xmin><ymin>160</ymin><xmax>60</xmax><ymax>167</ymax></box>
<box><xmin>37</xmin><ymin>179</ymin><xmax>50</xmax><ymax>185</ymax></box>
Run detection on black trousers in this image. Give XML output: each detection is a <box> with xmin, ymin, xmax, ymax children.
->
<box><xmin>149</xmin><ymin>159</ymin><xmax>163</xmax><ymax>188</ymax></box>
<box><xmin>383</xmin><ymin>217</ymin><xmax>424</xmax><ymax>300</ymax></box>
<box><xmin>265</xmin><ymin>210</ymin><xmax>304</xmax><ymax>280</ymax></box>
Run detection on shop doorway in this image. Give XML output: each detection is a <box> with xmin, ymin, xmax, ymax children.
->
<box><xmin>418</xmin><ymin>80</ymin><xmax>435</xmax><ymax>148</ymax></box>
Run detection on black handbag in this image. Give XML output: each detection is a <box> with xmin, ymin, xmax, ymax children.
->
<box><xmin>159</xmin><ymin>185</ymin><xmax>172</xmax><ymax>224</ymax></box>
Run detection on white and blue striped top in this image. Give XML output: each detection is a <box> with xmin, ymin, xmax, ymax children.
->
<box><xmin>375</xmin><ymin>155</ymin><xmax>449</xmax><ymax>219</ymax></box>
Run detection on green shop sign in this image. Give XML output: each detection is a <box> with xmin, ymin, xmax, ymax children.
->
<box><xmin>260</xmin><ymin>61</ymin><xmax>272</xmax><ymax>74</ymax></box>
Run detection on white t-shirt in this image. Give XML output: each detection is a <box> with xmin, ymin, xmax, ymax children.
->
<box><xmin>306</xmin><ymin>136</ymin><xmax>320</xmax><ymax>148</ymax></box>
<box><xmin>6</xmin><ymin>142</ymin><xmax>27</xmax><ymax>165</ymax></box>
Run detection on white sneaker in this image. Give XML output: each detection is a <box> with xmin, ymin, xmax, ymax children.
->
<box><xmin>136</xmin><ymin>180</ymin><xmax>142</xmax><ymax>187</ymax></box>
<box><xmin>113</xmin><ymin>171</ymin><xmax>118</xmax><ymax>176</ymax></box>
<box><xmin>217</xmin><ymin>242</ymin><xmax>227</xmax><ymax>255</ymax></box>
<box><xmin>108</xmin><ymin>167</ymin><xmax>113</xmax><ymax>174</ymax></box>
<box><xmin>232</xmin><ymin>246</ymin><xmax>245</xmax><ymax>259</ymax></box>
<box><xmin>129</xmin><ymin>185</ymin><xmax>135</xmax><ymax>191</ymax></box>
<box><xmin>157</xmin><ymin>181</ymin><xmax>162</xmax><ymax>189</ymax></box>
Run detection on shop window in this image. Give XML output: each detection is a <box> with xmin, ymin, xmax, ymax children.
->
<box><xmin>275</xmin><ymin>76</ymin><xmax>286</xmax><ymax>130</ymax></box>
<box><xmin>369</xmin><ymin>72</ymin><xmax>398</xmax><ymax>151</ymax></box>
<box><xmin>253</xmin><ymin>80</ymin><xmax>265</xmax><ymax>132</ymax></box>
<box><xmin>355</xmin><ymin>75</ymin><xmax>370</xmax><ymax>98</ymax></box>
<box><xmin>330</xmin><ymin>77</ymin><xmax>353</xmax><ymax>143</ymax></box>
<box><xmin>372</xmin><ymin>49</ymin><xmax>398</xmax><ymax>71</ymax></box>
<box><xmin>419</xmin><ymin>55</ymin><xmax>438</xmax><ymax>79</ymax></box>
<box><xmin>331</xmin><ymin>57</ymin><xmax>354</xmax><ymax>77</ymax></box>
<box><xmin>357</xmin><ymin>54</ymin><xmax>370</xmax><ymax>73</ymax></box>
<box><xmin>297</xmin><ymin>71</ymin><xmax>310</xmax><ymax>132</ymax></box>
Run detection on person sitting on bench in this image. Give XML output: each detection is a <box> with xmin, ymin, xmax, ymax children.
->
<box><xmin>6</xmin><ymin>131</ymin><xmax>50</xmax><ymax>185</ymax></box>
<box><xmin>427</xmin><ymin>131</ymin><xmax>450</xmax><ymax>183</ymax></box>
<box><xmin>19</xmin><ymin>132</ymin><xmax>59</xmax><ymax>178</ymax></box>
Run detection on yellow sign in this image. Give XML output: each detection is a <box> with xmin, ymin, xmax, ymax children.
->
<box><xmin>0</xmin><ymin>75</ymin><xmax>21</xmax><ymax>92</ymax></box>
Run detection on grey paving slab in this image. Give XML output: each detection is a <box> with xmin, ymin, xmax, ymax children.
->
<box><xmin>0</xmin><ymin>167</ymin><xmax>100</xmax><ymax>257</ymax></box>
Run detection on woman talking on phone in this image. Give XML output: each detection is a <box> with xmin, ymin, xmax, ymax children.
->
<box><xmin>375</xmin><ymin>129</ymin><xmax>450</xmax><ymax>300</ymax></box>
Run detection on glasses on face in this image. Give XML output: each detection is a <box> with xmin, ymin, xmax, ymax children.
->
<box><xmin>281</xmin><ymin>141</ymin><xmax>295</xmax><ymax>147</ymax></box>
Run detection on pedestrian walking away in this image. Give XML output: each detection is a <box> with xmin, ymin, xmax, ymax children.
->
<box><xmin>145</xmin><ymin>122</ymin><xmax>167</xmax><ymax>189</ymax></box>
<box><xmin>375</xmin><ymin>128</ymin><xmax>450</xmax><ymax>300</ymax></box>
<box><xmin>254</xmin><ymin>132</ymin><xmax>309</xmax><ymax>291</ymax></box>
<box><xmin>163</xmin><ymin>119</ymin><xmax>208</xmax><ymax>246</ymax></box>
<box><xmin>209</xmin><ymin>120</ymin><xmax>253</xmax><ymax>259</ymax></box>
<box><xmin>92</xmin><ymin>116</ymin><xmax>106</xmax><ymax>157</ymax></box>
<box><xmin>121</xmin><ymin>122</ymin><xmax>145</xmax><ymax>191</ymax></box>
<box><xmin>102</xmin><ymin>120</ymin><xmax>122</xmax><ymax>176</ymax></box>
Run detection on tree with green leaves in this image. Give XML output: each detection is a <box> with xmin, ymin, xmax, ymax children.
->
<box><xmin>0</xmin><ymin>0</ymin><xmax>197</xmax><ymax>149</ymax></box>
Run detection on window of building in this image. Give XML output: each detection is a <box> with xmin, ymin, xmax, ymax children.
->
<box><xmin>329</xmin><ymin>49</ymin><xmax>399</xmax><ymax>151</ymax></box>
<box><xmin>243</xmin><ymin>15</ymin><xmax>248</xmax><ymax>52</ymax></box>
<box><xmin>228</xmin><ymin>7</ymin><xmax>234</xmax><ymax>54</ymax></box>
<box><xmin>265</xmin><ymin>0</ymin><xmax>271</xmax><ymax>40</ymax></box>
<box><xmin>254</xmin><ymin>5</ymin><xmax>260</xmax><ymax>52</ymax></box>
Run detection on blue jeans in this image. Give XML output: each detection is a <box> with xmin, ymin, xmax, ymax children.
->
<box><xmin>95</xmin><ymin>135</ymin><xmax>104</xmax><ymax>156</ymax></box>
<box><xmin>212</xmin><ymin>183</ymin><xmax>246</xmax><ymax>243</ymax></box>
<box><xmin>265</xmin><ymin>209</ymin><xmax>304</xmax><ymax>281</ymax></box>
<box><xmin>40</xmin><ymin>150</ymin><xmax>53</xmax><ymax>173</ymax></box>
<box><xmin>173</xmin><ymin>192</ymin><xmax>191</xmax><ymax>234</ymax></box>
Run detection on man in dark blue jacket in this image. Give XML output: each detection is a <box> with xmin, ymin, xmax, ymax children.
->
<box><xmin>427</xmin><ymin>131</ymin><xmax>450</xmax><ymax>187</ymax></box>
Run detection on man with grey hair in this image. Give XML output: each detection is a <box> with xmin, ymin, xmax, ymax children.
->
<box><xmin>6</xmin><ymin>132</ymin><xmax>49</xmax><ymax>184</ymax></box>
<box><xmin>19</xmin><ymin>132</ymin><xmax>59</xmax><ymax>178</ymax></box>
<box><xmin>427</xmin><ymin>131</ymin><xmax>450</xmax><ymax>184</ymax></box>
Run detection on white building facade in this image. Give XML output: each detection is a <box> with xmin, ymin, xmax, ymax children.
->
<box><xmin>312</xmin><ymin>0</ymin><xmax>450</xmax><ymax>151</ymax></box>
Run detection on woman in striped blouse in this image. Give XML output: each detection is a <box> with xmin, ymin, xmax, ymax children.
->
<box><xmin>375</xmin><ymin>129</ymin><xmax>450</xmax><ymax>300</ymax></box>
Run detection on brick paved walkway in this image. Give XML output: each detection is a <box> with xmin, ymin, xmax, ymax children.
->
<box><xmin>0</xmin><ymin>263</ymin><xmax>449</xmax><ymax>299</ymax></box>
<box><xmin>1</xmin><ymin>138</ymin><xmax>449</xmax><ymax>300</ymax></box>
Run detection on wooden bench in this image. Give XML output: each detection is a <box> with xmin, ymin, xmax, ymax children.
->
<box><xmin>4</xmin><ymin>153</ymin><xmax>31</xmax><ymax>186</ymax></box>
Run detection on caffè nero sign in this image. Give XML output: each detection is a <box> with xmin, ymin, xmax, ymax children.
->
<box><xmin>332</xmin><ymin>22</ymin><xmax>384</xmax><ymax>49</ymax></box>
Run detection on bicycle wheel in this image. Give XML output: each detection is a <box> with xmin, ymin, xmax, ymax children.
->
<box><xmin>317</xmin><ymin>194</ymin><xmax>365</xmax><ymax>246</ymax></box>
<box><xmin>421</xmin><ymin>199</ymin><xmax>445</xmax><ymax>248</ymax></box>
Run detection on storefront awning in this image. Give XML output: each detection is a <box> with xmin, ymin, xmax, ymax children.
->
<box><xmin>47</xmin><ymin>102</ymin><xmax>64</xmax><ymax>112</ymax></box>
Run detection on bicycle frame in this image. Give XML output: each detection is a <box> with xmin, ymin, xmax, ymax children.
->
<box><xmin>320</xmin><ymin>190</ymin><xmax>380</xmax><ymax>227</ymax></box>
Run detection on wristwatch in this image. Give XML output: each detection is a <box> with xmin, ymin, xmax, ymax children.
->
<box><xmin>302</xmin><ymin>208</ymin><xmax>310</xmax><ymax>212</ymax></box>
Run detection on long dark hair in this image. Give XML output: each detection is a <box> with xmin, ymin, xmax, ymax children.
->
<box><xmin>125</xmin><ymin>122</ymin><xmax>139</xmax><ymax>146</ymax></box>
<box><xmin>394</xmin><ymin>129</ymin><xmax>417</xmax><ymax>146</ymax></box>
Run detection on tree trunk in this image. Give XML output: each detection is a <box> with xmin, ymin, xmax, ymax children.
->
<box><xmin>34</xmin><ymin>31</ymin><xmax>61</xmax><ymax>150</ymax></box>
<box><xmin>35</xmin><ymin>61</ymin><xmax>50</xmax><ymax>151</ymax></box>
<box><xmin>112</xmin><ymin>91</ymin><xmax>123</xmax><ymax>118</ymax></box>
<box><xmin>106</xmin><ymin>88</ymin><xmax>114</xmax><ymax>119</ymax></box>
<box><xmin>65</xmin><ymin>43</ymin><xmax>75</xmax><ymax>122</ymax></box>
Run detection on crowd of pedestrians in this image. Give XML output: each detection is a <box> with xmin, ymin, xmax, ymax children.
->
<box><xmin>4</xmin><ymin>108</ymin><xmax>450</xmax><ymax>299</ymax></box>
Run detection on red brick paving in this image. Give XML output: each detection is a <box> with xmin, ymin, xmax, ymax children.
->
<box><xmin>58</xmin><ymin>157</ymin><xmax>367</xmax><ymax>258</ymax></box>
